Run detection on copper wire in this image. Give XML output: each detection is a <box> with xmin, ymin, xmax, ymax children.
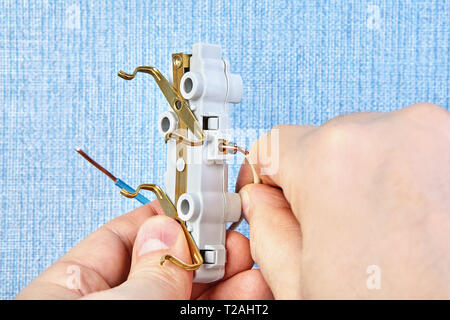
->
<box><xmin>218</xmin><ymin>142</ymin><xmax>260</xmax><ymax>185</ymax></box>
<box><xmin>164</xmin><ymin>131</ymin><xmax>205</xmax><ymax>146</ymax></box>
<box><xmin>76</xmin><ymin>148</ymin><xmax>117</xmax><ymax>182</ymax></box>
<box><xmin>218</xmin><ymin>143</ymin><xmax>249</xmax><ymax>156</ymax></box>
<box><xmin>219</xmin><ymin>141</ymin><xmax>261</xmax><ymax>231</ymax></box>
<box><xmin>163</xmin><ymin>132</ymin><xmax>261</xmax><ymax>231</ymax></box>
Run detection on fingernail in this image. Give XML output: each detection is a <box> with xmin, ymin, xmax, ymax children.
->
<box><xmin>239</xmin><ymin>187</ymin><xmax>251</xmax><ymax>217</ymax></box>
<box><xmin>137</xmin><ymin>216</ymin><xmax>181</xmax><ymax>257</ymax></box>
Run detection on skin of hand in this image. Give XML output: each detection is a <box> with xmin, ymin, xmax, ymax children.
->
<box><xmin>16</xmin><ymin>201</ymin><xmax>273</xmax><ymax>300</ymax></box>
<box><xmin>236</xmin><ymin>103</ymin><xmax>450</xmax><ymax>299</ymax></box>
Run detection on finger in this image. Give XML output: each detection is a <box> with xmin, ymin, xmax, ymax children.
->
<box><xmin>82</xmin><ymin>215</ymin><xmax>192</xmax><ymax>300</ymax></box>
<box><xmin>240</xmin><ymin>183</ymin><xmax>303</xmax><ymax>299</ymax></box>
<box><xmin>237</xmin><ymin>124</ymin><xmax>316</xmax><ymax>190</ymax></box>
<box><xmin>220</xmin><ymin>231</ymin><xmax>254</xmax><ymax>280</ymax></box>
<box><xmin>197</xmin><ymin>269</ymin><xmax>273</xmax><ymax>300</ymax></box>
<box><xmin>235</xmin><ymin>157</ymin><xmax>254</xmax><ymax>192</ymax></box>
<box><xmin>191</xmin><ymin>230</ymin><xmax>254</xmax><ymax>299</ymax></box>
<box><xmin>238</xmin><ymin>117</ymin><xmax>385</xmax><ymax>191</ymax></box>
<box><xmin>321</xmin><ymin>111</ymin><xmax>382</xmax><ymax>126</ymax></box>
<box><xmin>16</xmin><ymin>201</ymin><xmax>163</xmax><ymax>299</ymax></box>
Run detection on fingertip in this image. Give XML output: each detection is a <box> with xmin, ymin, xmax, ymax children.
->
<box><xmin>225</xmin><ymin>230</ymin><xmax>254</xmax><ymax>277</ymax></box>
<box><xmin>239</xmin><ymin>185</ymin><xmax>252</xmax><ymax>222</ymax></box>
<box><xmin>191</xmin><ymin>230</ymin><xmax>254</xmax><ymax>299</ymax></box>
<box><xmin>123</xmin><ymin>215</ymin><xmax>192</xmax><ymax>299</ymax></box>
<box><xmin>235</xmin><ymin>158</ymin><xmax>254</xmax><ymax>192</ymax></box>
<box><xmin>239</xmin><ymin>184</ymin><xmax>291</xmax><ymax>224</ymax></box>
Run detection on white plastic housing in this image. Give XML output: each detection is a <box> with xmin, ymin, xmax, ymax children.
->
<box><xmin>158</xmin><ymin>111</ymin><xmax>178</xmax><ymax>137</ymax></box>
<box><xmin>161</xmin><ymin>43</ymin><xmax>243</xmax><ymax>283</ymax></box>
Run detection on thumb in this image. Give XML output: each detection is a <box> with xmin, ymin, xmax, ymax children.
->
<box><xmin>83</xmin><ymin>215</ymin><xmax>193</xmax><ymax>299</ymax></box>
<box><xmin>240</xmin><ymin>184</ymin><xmax>303</xmax><ymax>299</ymax></box>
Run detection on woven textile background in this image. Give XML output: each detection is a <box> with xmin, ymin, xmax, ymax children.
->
<box><xmin>0</xmin><ymin>0</ymin><xmax>449</xmax><ymax>299</ymax></box>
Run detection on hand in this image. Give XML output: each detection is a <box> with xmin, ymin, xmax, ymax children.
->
<box><xmin>16</xmin><ymin>201</ymin><xmax>272</xmax><ymax>299</ymax></box>
<box><xmin>237</xmin><ymin>103</ymin><xmax>450</xmax><ymax>299</ymax></box>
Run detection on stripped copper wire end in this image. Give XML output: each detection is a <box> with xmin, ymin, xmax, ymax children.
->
<box><xmin>217</xmin><ymin>140</ymin><xmax>260</xmax><ymax>185</ymax></box>
<box><xmin>218</xmin><ymin>141</ymin><xmax>249</xmax><ymax>155</ymax></box>
<box><xmin>75</xmin><ymin>148</ymin><xmax>117</xmax><ymax>182</ymax></box>
<box><xmin>164</xmin><ymin>131</ymin><xmax>204</xmax><ymax>146</ymax></box>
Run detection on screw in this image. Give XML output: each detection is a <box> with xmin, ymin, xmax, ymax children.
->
<box><xmin>173</xmin><ymin>55</ymin><xmax>182</xmax><ymax>69</ymax></box>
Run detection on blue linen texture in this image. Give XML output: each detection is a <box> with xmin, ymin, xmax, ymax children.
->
<box><xmin>0</xmin><ymin>0</ymin><xmax>449</xmax><ymax>299</ymax></box>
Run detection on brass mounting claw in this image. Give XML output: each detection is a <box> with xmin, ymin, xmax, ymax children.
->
<box><xmin>120</xmin><ymin>184</ymin><xmax>204</xmax><ymax>271</ymax></box>
<box><xmin>117</xmin><ymin>66</ymin><xmax>205</xmax><ymax>143</ymax></box>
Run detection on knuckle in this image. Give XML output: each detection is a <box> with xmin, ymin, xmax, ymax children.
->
<box><xmin>315</xmin><ymin>123</ymin><xmax>362</xmax><ymax>151</ymax></box>
<box><xmin>401</xmin><ymin>103</ymin><xmax>450</xmax><ymax>124</ymax></box>
<box><xmin>307</xmin><ymin>123</ymin><xmax>372</xmax><ymax>172</ymax></box>
<box><xmin>272</xmin><ymin>124</ymin><xmax>290</xmax><ymax>132</ymax></box>
<box><xmin>56</xmin><ymin>260</ymin><xmax>109</xmax><ymax>295</ymax></box>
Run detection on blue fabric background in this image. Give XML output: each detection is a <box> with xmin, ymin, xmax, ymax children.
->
<box><xmin>0</xmin><ymin>0</ymin><xmax>449</xmax><ymax>299</ymax></box>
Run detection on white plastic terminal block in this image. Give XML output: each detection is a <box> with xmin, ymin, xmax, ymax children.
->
<box><xmin>158</xmin><ymin>111</ymin><xmax>178</xmax><ymax>137</ymax></box>
<box><xmin>161</xmin><ymin>43</ymin><xmax>243</xmax><ymax>283</ymax></box>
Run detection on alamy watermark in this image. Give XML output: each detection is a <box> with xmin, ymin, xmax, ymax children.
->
<box><xmin>366</xmin><ymin>264</ymin><xmax>381</xmax><ymax>290</ymax></box>
<box><xmin>366</xmin><ymin>5</ymin><xmax>381</xmax><ymax>30</ymax></box>
<box><xmin>66</xmin><ymin>4</ymin><xmax>81</xmax><ymax>30</ymax></box>
<box><xmin>66</xmin><ymin>265</ymin><xmax>81</xmax><ymax>290</ymax></box>
<box><xmin>165</xmin><ymin>127</ymin><xmax>280</xmax><ymax>176</ymax></box>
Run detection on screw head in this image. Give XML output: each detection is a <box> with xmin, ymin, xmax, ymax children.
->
<box><xmin>173</xmin><ymin>55</ymin><xmax>182</xmax><ymax>69</ymax></box>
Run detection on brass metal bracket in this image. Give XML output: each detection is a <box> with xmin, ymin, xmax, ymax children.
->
<box><xmin>117</xmin><ymin>66</ymin><xmax>205</xmax><ymax>142</ymax></box>
<box><xmin>117</xmin><ymin>58</ymin><xmax>206</xmax><ymax>271</ymax></box>
<box><xmin>120</xmin><ymin>184</ymin><xmax>204</xmax><ymax>270</ymax></box>
<box><xmin>171</xmin><ymin>53</ymin><xmax>190</xmax><ymax>205</ymax></box>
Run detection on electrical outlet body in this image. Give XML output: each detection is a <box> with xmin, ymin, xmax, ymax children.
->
<box><xmin>159</xmin><ymin>43</ymin><xmax>243</xmax><ymax>283</ymax></box>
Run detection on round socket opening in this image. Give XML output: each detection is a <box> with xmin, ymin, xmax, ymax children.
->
<box><xmin>183</xmin><ymin>77</ymin><xmax>193</xmax><ymax>94</ymax></box>
<box><xmin>180</xmin><ymin>198</ymin><xmax>190</xmax><ymax>216</ymax></box>
<box><xmin>160</xmin><ymin>116</ymin><xmax>170</xmax><ymax>133</ymax></box>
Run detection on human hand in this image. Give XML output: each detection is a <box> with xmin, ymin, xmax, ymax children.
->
<box><xmin>16</xmin><ymin>201</ymin><xmax>272</xmax><ymax>299</ymax></box>
<box><xmin>237</xmin><ymin>103</ymin><xmax>450</xmax><ymax>299</ymax></box>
